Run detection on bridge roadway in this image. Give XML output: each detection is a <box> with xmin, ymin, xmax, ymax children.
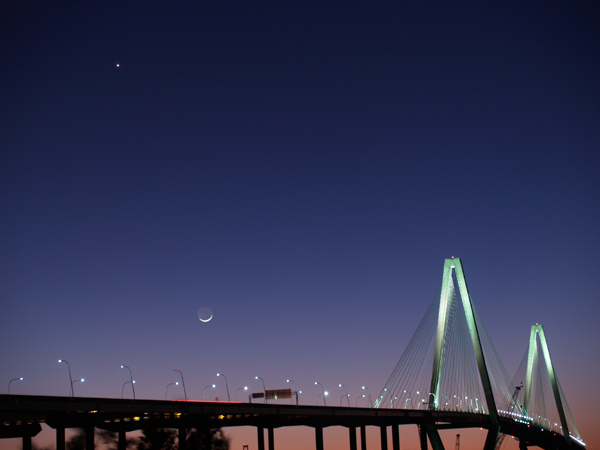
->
<box><xmin>0</xmin><ymin>394</ymin><xmax>580</xmax><ymax>450</ymax></box>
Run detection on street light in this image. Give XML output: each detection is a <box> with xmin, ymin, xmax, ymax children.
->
<box><xmin>235</xmin><ymin>386</ymin><xmax>248</xmax><ymax>401</ymax></box>
<box><xmin>165</xmin><ymin>382</ymin><xmax>179</xmax><ymax>400</ymax></box>
<box><xmin>7</xmin><ymin>377</ymin><xmax>23</xmax><ymax>395</ymax></box>
<box><xmin>203</xmin><ymin>384</ymin><xmax>215</xmax><ymax>400</ymax></box>
<box><xmin>338</xmin><ymin>384</ymin><xmax>350</xmax><ymax>407</ymax></box>
<box><xmin>287</xmin><ymin>379</ymin><xmax>298</xmax><ymax>405</ymax></box>
<box><xmin>255</xmin><ymin>376</ymin><xmax>266</xmax><ymax>403</ymax></box>
<box><xmin>217</xmin><ymin>373</ymin><xmax>230</xmax><ymax>402</ymax></box>
<box><xmin>362</xmin><ymin>386</ymin><xmax>372</xmax><ymax>408</ymax></box>
<box><xmin>58</xmin><ymin>360</ymin><xmax>74</xmax><ymax>397</ymax></box>
<box><xmin>315</xmin><ymin>382</ymin><xmax>326</xmax><ymax>406</ymax></box>
<box><xmin>174</xmin><ymin>370</ymin><xmax>187</xmax><ymax>401</ymax></box>
<box><xmin>121</xmin><ymin>365</ymin><xmax>135</xmax><ymax>399</ymax></box>
<box><xmin>71</xmin><ymin>378</ymin><xmax>84</xmax><ymax>396</ymax></box>
<box><xmin>356</xmin><ymin>394</ymin><xmax>365</xmax><ymax>407</ymax></box>
<box><xmin>121</xmin><ymin>380</ymin><xmax>135</xmax><ymax>399</ymax></box>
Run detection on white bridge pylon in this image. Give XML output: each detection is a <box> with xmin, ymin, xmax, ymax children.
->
<box><xmin>375</xmin><ymin>258</ymin><xmax>523</xmax><ymax>450</ymax></box>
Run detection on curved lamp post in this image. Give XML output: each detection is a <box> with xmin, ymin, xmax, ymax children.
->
<box><xmin>165</xmin><ymin>382</ymin><xmax>179</xmax><ymax>400</ymax></box>
<box><xmin>362</xmin><ymin>386</ymin><xmax>372</xmax><ymax>408</ymax></box>
<box><xmin>217</xmin><ymin>373</ymin><xmax>230</xmax><ymax>402</ymax></box>
<box><xmin>7</xmin><ymin>377</ymin><xmax>23</xmax><ymax>395</ymax></box>
<box><xmin>287</xmin><ymin>379</ymin><xmax>298</xmax><ymax>405</ymax></box>
<box><xmin>121</xmin><ymin>380</ymin><xmax>135</xmax><ymax>399</ymax></box>
<box><xmin>58</xmin><ymin>359</ymin><xmax>74</xmax><ymax>397</ymax></box>
<box><xmin>174</xmin><ymin>370</ymin><xmax>187</xmax><ymax>401</ymax></box>
<box><xmin>203</xmin><ymin>384</ymin><xmax>215</xmax><ymax>400</ymax></box>
<box><xmin>71</xmin><ymin>378</ymin><xmax>84</xmax><ymax>396</ymax></box>
<box><xmin>235</xmin><ymin>386</ymin><xmax>248</xmax><ymax>401</ymax></box>
<box><xmin>255</xmin><ymin>376</ymin><xmax>266</xmax><ymax>403</ymax></box>
<box><xmin>338</xmin><ymin>384</ymin><xmax>350</xmax><ymax>407</ymax></box>
<box><xmin>315</xmin><ymin>382</ymin><xmax>326</xmax><ymax>406</ymax></box>
<box><xmin>356</xmin><ymin>394</ymin><xmax>365</xmax><ymax>407</ymax></box>
<box><xmin>121</xmin><ymin>365</ymin><xmax>135</xmax><ymax>399</ymax></box>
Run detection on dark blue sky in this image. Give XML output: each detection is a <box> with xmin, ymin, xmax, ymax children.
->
<box><xmin>1</xmin><ymin>1</ymin><xmax>599</xmax><ymax>449</ymax></box>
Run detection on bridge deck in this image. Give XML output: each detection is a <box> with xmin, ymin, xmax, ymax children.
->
<box><xmin>0</xmin><ymin>394</ymin><xmax>580</xmax><ymax>450</ymax></box>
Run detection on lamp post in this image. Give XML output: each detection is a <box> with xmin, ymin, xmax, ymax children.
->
<box><xmin>203</xmin><ymin>384</ymin><xmax>215</xmax><ymax>400</ymax></box>
<box><xmin>7</xmin><ymin>377</ymin><xmax>23</xmax><ymax>395</ymax></box>
<box><xmin>121</xmin><ymin>365</ymin><xmax>135</xmax><ymax>399</ymax></box>
<box><xmin>216</xmin><ymin>373</ymin><xmax>230</xmax><ymax>402</ymax></box>
<box><xmin>338</xmin><ymin>384</ymin><xmax>350</xmax><ymax>407</ymax></box>
<box><xmin>71</xmin><ymin>378</ymin><xmax>84</xmax><ymax>396</ymax></box>
<box><xmin>174</xmin><ymin>370</ymin><xmax>187</xmax><ymax>401</ymax></box>
<box><xmin>356</xmin><ymin>394</ymin><xmax>365</xmax><ymax>407</ymax></box>
<box><xmin>287</xmin><ymin>379</ymin><xmax>298</xmax><ymax>405</ymax></box>
<box><xmin>362</xmin><ymin>386</ymin><xmax>372</xmax><ymax>407</ymax></box>
<box><xmin>255</xmin><ymin>376</ymin><xmax>266</xmax><ymax>403</ymax></box>
<box><xmin>165</xmin><ymin>382</ymin><xmax>179</xmax><ymax>400</ymax></box>
<box><xmin>315</xmin><ymin>382</ymin><xmax>326</xmax><ymax>406</ymax></box>
<box><xmin>58</xmin><ymin>359</ymin><xmax>74</xmax><ymax>397</ymax></box>
<box><xmin>121</xmin><ymin>380</ymin><xmax>135</xmax><ymax>399</ymax></box>
<box><xmin>235</xmin><ymin>386</ymin><xmax>248</xmax><ymax>401</ymax></box>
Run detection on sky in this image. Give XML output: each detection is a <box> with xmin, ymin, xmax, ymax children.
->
<box><xmin>1</xmin><ymin>0</ymin><xmax>599</xmax><ymax>449</ymax></box>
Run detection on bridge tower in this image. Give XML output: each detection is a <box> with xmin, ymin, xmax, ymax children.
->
<box><xmin>429</xmin><ymin>258</ymin><xmax>500</xmax><ymax>450</ymax></box>
<box><xmin>523</xmin><ymin>324</ymin><xmax>573</xmax><ymax>448</ymax></box>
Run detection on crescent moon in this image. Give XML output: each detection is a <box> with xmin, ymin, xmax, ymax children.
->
<box><xmin>199</xmin><ymin>314</ymin><xmax>213</xmax><ymax>323</ymax></box>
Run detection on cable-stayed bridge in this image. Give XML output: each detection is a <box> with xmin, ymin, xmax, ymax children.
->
<box><xmin>0</xmin><ymin>258</ymin><xmax>585</xmax><ymax>450</ymax></box>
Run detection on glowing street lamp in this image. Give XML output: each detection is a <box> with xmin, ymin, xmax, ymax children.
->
<box><xmin>362</xmin><ymin>386</ymin><xmax>372</xmax><ymax>408</ymax></box>
<box><xmin>235</xmin><ymin>386</ymin><xmax>248</xmax><ymax>401</ymax></box>
<box><xmin>217</xmin><ymin>373</ymin><xmax>230</xmax><ymax>402</ymax></box>
<box><xmin>121</xmin><ymin>365</ymin><xmax>135</xmax><ymax>399</ymax></box>
<box><xmin>58</xmin><ymin>359</ymin><xmax>74</xmax><ymax>397</ymax></box>
<box><xmin>71</xmin><ymin>378</ymin><xmax>84</xmax><ymax>396</ymax></box>
<box><xmin>7</xmin><ymin>377</ymin><xmax>23</xmax><ymax>395</ymax></box>
<box><xmin>338</xmin><ymin>384</ymin><xmax>350</xmax><ymax>407</ymax></box>
<box><xmin>174</xmin><ymin>370</ymin><xmax>187</xmax><ymax>401</ymax></box>
<box><xmin>203</xmin><ymin>384</ymin><xmax>215</xmax><ymax>400</ymax></box>
<box><xmin>255</xmin><ymin>376</ymin><xmax>266</xmax><ymax>403</ymax></box>
<box><xmin>356</xmin><ymin>394</ymin><xmax>365</xmax><ymax>407</ymax></box>
<box><xmin>165</xmin><ymin>382</ymin><xmax>179</xmax><ymax>400</ymax></box>
<box><xmin>315</xmin><ymin>382</ymin><xmax>326</xmax><ymax>406</ymax></box>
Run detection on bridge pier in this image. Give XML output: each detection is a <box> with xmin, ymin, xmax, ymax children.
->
<box><xmin>178</xmin><ymin>428</ymin><xmax>186</xmax><ymax>450</ymax></box>
<box><xmin>257</xmin><ymin>426</ymin><xmax>265</xmax><ymax>450</ymax></box>
<box><xmin>392</xmin><ymin>425</ymin><xmax>400</xmax><ymax>450</ymax></box>
<box><xmin>268</xmin><ymin>427</ymin><xmax>274</xmax><ymax>450</ymax></box>
<box><xmin>349</xmin><ymin>426</ymin><xmax>357</xmax><ymax>450</ymax></box>
<box><xmin>118</xmin><ymin>429</ymin><xmax>126</xmax><ymax>450</ymax></box>
<box><xmin>56</xmin><ymin>427</ymin><xmax>65</xmax><ymax>450</ymax></box>
<box><xmin>315</xmin><ymin>425</ymin><xmax>324</xmax><ymax>450</ymax></box>
<box><xmin>380</xmin><ymin>425</ymin><xmax>387</xmax><ymax>450</ymax></box>
<box><xmin>361</xmin><ymin>425</ymin><xmax>367</xmax><ymax>450</ymax></box>
<box><xmin>86</xmin><ymin>425</ymin><xmax>95</xmax><ymax>450</ymax></box>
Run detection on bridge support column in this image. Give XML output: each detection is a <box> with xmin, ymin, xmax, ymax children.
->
<box><xmin>361</xmin><ymin>425</ymin><xmax>367</xmax><ymax>450</ymax></box>
<box><xmin>86</xmin><ymin>426</ymin><xmax>95</xmax><ymax>450</ymax></box>
<box><xmin>56</xmin><ymin>427</ymin><xmax>65</xmax><ymax>450</ymax></box>
<box><xmin>380</xmin><ymin>426</ymin><xmax>387</xmax><ymax>450</ymax></box>
<box><xmin>483</xmin><ymin>427</ymin><xmax>500</xmax><ymax>450</ymax></box>
<box><xmin>349</xmin><ymin>426</ymin><xmax>357</xmax><ymax>450</ymax></box>
<box><xmin>179</xmin><ymin>428</ymin><xmax>186</xmax><ymax>450</ymax></box>
<box><xmin>268</xmin><ymin>427</ymin><xmax>275</xmax><ymax>450</ymax></box>
<box><xmin>22</xmin><ymin>434</ymin><xmax>32</xmax><ymax>450</ymax></box>
<box><xmin>315</xmin><ymin>425</ymin><xmax>324</xmax><ymax>450</ymax></box>
<box><xmin>118</xmin><ymin>429</ymin><xmax>126</xmax><ymax>450</ymax></box>
<box><xmin>419</xmin><ymin>425</ymin><xmax>427</xmax><ymax>450</ymax></box>
<box><xmin>426</xmin><ymin>425</ymin><xmax>445</xmax><ymax>450</ymax></box>
<box><xmin>392</xmin><ymin>425</ymin><xmax>400</xmax><ymax>450</ymax></box>
<box><xmin>257</xmin><ymin>426</ymin><xmax>265</xmax><ymax>450</ymax></box>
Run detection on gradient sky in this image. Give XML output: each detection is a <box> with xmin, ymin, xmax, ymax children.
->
<box><xmin>1</xmin><ymin>1</ymin><xmax>599</xmax><ymax>450</ymax></box>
